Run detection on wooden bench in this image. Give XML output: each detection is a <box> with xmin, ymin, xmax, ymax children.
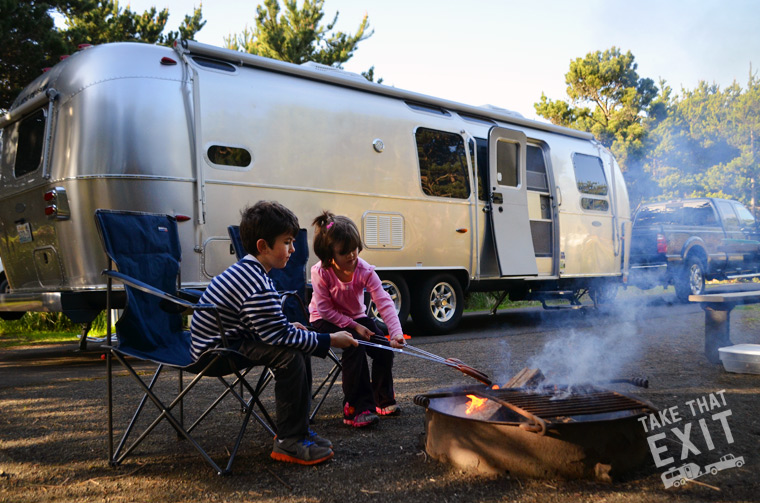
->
<box><xmin>689</xmin><ymin>290</ymin><xmax>760</xmax><ymax>363</ymax></box>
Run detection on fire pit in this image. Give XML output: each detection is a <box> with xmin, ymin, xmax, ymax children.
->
<box><xmin>414</xmin><ymin>384</ymin><xmax>655</xmax><ymax>480</ymax></box>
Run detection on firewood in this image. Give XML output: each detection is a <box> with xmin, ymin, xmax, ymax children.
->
<box><xmin>504</xmin><ymin>367</ymin><xmax>545</xmax><ymax>388</ymax></box>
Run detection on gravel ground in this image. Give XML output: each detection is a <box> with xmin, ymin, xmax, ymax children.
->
<box><xmin>1</xmin><ymin>296</ymin><xmax>759</xmax><ymax>503</ymax></box>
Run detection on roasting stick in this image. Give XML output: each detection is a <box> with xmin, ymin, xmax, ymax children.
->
<box><xmin>357</xmin><ymin>335</ymin><xmax>493</xmax><ymax>386</ymax></box>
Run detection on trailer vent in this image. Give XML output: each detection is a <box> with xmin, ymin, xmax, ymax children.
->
<box><xmin>363</xmin><ymin>213</ymin><xmax>404</xmax><ymax>249</ymax></box>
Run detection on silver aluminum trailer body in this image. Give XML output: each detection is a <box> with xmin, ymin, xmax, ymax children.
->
<box><xmin>0</xmin><ymin>41</ymin><xmax>631</xmax><ymax>333</ymax></box>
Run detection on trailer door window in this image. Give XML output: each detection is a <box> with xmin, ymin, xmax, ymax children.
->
<box><xmin>572</xmin><ymin>153</ymin><xmax>607</xmax><ymax>195</ymax></box>
<box><xmin>14</xmin><ymin>109</ymin><xmax>46</xmax><ymax>178</ymax></box>
<box><xmin>416</xmin><ymin>128</ymin><xmax>470</xmax><ymax>199</ymax></box>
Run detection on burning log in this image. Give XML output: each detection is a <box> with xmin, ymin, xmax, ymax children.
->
<box><xmin>503</xmin><ymin>367</ymin><xmax>545</xmax><ymax>388</ymax></box>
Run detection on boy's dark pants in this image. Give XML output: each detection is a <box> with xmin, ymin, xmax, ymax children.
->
<box><xmin>312</xmin><ymin>317</ymin><xmax>395</xmax><ymax>413</ymax></box>
<box><xmin>237</xmin><ymin>340</ymin><xmax>312</xmax><ymax>441</ymax></box>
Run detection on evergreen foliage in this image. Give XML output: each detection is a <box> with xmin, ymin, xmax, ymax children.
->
<box><xmin>224</xmin><ymin>0</ymin><xmax>376</xmax><ymax>77</ymax></box>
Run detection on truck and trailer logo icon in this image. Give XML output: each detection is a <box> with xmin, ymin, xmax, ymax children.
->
<box><xmin>661</xmin><ymin>454</ymin><xmax>745</xmax><ymax>488</ymax></box>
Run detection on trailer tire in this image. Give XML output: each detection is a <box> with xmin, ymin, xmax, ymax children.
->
<box><xmin>410</xmin><ymin>273</ymin><xmax>463</xmax><ymax>335</ymax></box>
<box><xmin>366</xmin><ymin>273</ymin><xmax>410</xmax><ymax>332</ymax></box>
<box><xmin>675</xmin><ymin>256</ymin><xmax>705</xmax><ymax>302</ymax></box>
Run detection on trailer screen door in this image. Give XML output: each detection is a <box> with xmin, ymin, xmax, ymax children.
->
<box><xmin>488</xmin><ymin>127</ymin><xmax>537</xmax><ymax>276</ymax></box>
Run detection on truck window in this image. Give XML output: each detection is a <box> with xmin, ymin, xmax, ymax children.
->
<box><xmin>572</xmin><ymin>153</ymin><xmax>607</xmax><ymax>195</ymax></box>
<box><xmin>715</xmin><ymin>200</ymin><xmax>740</xmax><ymax>230</ymax></box>
<box><xmin>635</xmin><ymin>204</ymin><xmax>676</xmax><ymax>225</ymax></box>
<box><xmin>681</xmin><ymin>200</ymin><xmax>717</xmax><ymax>226</ymax></box>
<box><xmin>732</xmin><ymin>202</ymin><xmax>755</xmax><ymax>228</ymax></box>
<box><xmin>416</xmin><ymin>128</ymin><xmax>470</xmax><ymax>199</ymax></box>
<box><xmin>14</xmin><ymin>109</ymin><xmax>46</xmax><ymax>178</ymax></box>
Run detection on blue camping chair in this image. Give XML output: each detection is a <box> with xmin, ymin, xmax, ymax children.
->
<box><xmin>228</xmin><ymin>225</ymin><xmax>342</xmax><ymax>421</ymax></box>
<box><xmin>96</xmin><ymin>210</ymin><xmax>275</xmax><ymax>476</ymax></box>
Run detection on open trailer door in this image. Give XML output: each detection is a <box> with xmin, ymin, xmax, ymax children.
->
<box><xmin>488</xmin><ymin>126</ymin><xmax>538</xmax><ymax>276</ymax></box>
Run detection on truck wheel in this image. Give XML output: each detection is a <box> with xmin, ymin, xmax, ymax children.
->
<box><xmin>710</xmin><ymin>467</ymin><xmax>718</xmax><ymax>475</ymax></box>
<box><xmin>410</xmin><ymin>273</ymin><xmax>464</xmax><ymax>335</ymax></box>
<box><xmin>675</xmin><ymin>256</ymin><xmax>705</xmax><ymax>302</ymax></box>
<box><xmin>366</xmin><ymin>273</ymin><xmax>410</xmax><ymax>331</ymax></box>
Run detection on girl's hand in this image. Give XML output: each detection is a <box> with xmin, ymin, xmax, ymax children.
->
<box><xmin>389</xmin><ymin>334</ymin><xmax>406</xmax><ymax>349</ymax></box>
<box><xmin>354</xmin><ymin>323</ymin><xmax>374</xmax><ymax>341</ymax></box>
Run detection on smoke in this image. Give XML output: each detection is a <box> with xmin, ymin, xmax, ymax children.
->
<box><xmin>525</xmin><ymin>320</ymin><xmax>642</xmax><ymax>389</ymax></box>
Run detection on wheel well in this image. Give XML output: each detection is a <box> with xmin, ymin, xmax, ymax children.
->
<box><xmin>685</xmin><ymin>246</ymin><xmax>707</xmax><ymax>267</ymax></box>
<box><xmin>389</xmin><ymin>269</ymin><xmax>469</xmax><ymax>292</ymax></box>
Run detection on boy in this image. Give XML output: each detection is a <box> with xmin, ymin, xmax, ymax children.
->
<box><xmin>190</xmin><ymin>200</ymin><xmax>356</xmax><ymax>465</ymax></box>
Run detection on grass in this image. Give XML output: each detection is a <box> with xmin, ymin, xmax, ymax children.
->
<box><xmin>0</xmin><ymin>311</ymin><xmax>109</xmax><ymax>348</ymax></box>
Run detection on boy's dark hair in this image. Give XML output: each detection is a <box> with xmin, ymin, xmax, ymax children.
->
<box><xmin>312</xmin><ymin>210</ymin><xmax>362</xmax><ymax>267</ymax></box>
<box><xmin>240</xmin><ymin>201</ymin><xmax>299</xmax><ymax>256</ymax></box>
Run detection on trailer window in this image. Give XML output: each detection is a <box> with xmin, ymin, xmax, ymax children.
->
<box><xmin>416</xmin><ymin>128</ymin><xmax>470</xmax><ymax>199</ymax></box>
<box><xmin>207</xmin><ymin>145</ymin><xmax>252</xmax><ymax>168</ymax></box>
<box><xmin>572</xmin><ymin>153</ymin><xmax>607</xmax><ymax>195</ymax></box>
<box><xmin>527</xmin><ymin>145</ymin><xmax>548</xmax><ymax>191</ymax></box>
<box><xmin>15</xmin><ymin>109</ymin><xmax>46</xmax><ymax>178</ymax></box>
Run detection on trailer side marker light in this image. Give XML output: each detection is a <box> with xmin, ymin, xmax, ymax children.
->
<box><xmin>60</xmin><ymin>55</ymin><xmax>70</xmax><ymax>61</ymax></box>
<box><xmin>175</xmin><ymin>214</ymin><xmax>191</xmax><ymax>222</ymax></box>
<box><xmin>78</xmin><ymin>44</ymin><xmax>93</xmax><ymax>50</ymax></box>
<box><xmin>161</xmin><ymin>57</ymin><xmax>178</xmax><ymax>66</ymax></box>
<box><xmin>44</xmin><ymin>205</ymin><xmax>57</xmax><ymax>216</ymax></box>
<box><xmin>43</xmin><ymin>190</ymin><xmax>56</xmax><ymax>201</ymax></box>
<box><xmin>456</xmin><ymin>228</ymin><xmax>468</xmax><ymax>233</ymax></box>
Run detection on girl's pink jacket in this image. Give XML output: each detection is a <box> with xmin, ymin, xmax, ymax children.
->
<box><xmin>308</xmin><ymin>258</ymin><xmax>403</xmax><ymax>336</ymax></box>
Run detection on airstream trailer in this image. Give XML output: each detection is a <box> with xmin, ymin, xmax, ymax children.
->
<box><xmin>0</xmin><ymin>40</ymin><xmax>631</xmax><ymax>334</ymax></box>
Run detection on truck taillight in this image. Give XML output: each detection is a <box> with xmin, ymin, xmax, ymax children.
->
<box><xmin>43</xmin><ymin>188</ymin><xmax>71</xmax><ymax>220</ymax></box>
<box><xmin>656</xmin><ymin>233</ymin><xmax>667</xmax><ymax>254</ymax></box>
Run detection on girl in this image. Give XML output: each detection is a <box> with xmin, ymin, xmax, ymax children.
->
<box><xmin>308</xmin><ymin>211</ymin><xmax>406</xmax><ymax>427</ymax></box>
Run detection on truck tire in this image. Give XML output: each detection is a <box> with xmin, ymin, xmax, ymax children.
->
<box><xmin>366</xmin><ymin>273</ymin><xmax>410</xmax><ymax>332</ymax></box>
<box><xmin>410</xmin><ymin>273</ymin><xmax>464</xmax><ymax>335</ymax></box>
<box><xmin>675</xmin><ymin>256</ymin><xmax>705</xmax><ymax>302</ymax></box>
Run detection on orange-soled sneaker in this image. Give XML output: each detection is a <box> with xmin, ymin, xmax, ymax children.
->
<box><xmin>376</xmin><ymin>404</ymin><xmax>401</xmax><ymax>416</ymax></box>
<box><xmin>271</xmin><ymin>437</ymin><xmax>333</xmax><ymax>465</ymax></box>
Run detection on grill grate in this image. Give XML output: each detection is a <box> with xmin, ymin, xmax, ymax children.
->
<box><xmin>482</xmin><ymin>388</ymin><xmax>652</xmax><ymax>421</ymax></box>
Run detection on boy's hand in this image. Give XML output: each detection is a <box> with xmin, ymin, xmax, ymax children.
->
<box><xmin>291</xmin><ymin>322</ymin><xmax>306</xmax><ymax>330</ymax></box>
<box><xmin>353</xmin><ymin>323</ymin><xmax>374</xmax><ymax>341</ymax></box>
<box><xmin>331</xmin><ymin>331</ymin><xmax>358</xmax><ymax>348</ymax></box>
<box><xmin>389</xmin><ymin>334</ymin><xmax>406</xmax><ymax>349</ymax></box>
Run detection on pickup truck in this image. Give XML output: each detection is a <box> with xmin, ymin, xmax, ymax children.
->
<box><xmin>629</xmin><ymin>198</ymin><xmax>760</xmax><ymax>301</ymax></box>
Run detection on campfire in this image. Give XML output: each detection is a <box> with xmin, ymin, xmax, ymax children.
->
<box><xmin>415</xmin><ymin>367</ymin><xmax>655</xmax><ymax>481</ymax></box>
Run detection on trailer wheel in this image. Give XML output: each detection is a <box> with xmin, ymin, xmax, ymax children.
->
<box><xmin>410</xmin><ymin>273</ymin><xmax>463</xmax><ymax>335</ymax></box>
<box><xmin>675</xmin><ymin>256</ymin><xmax>705</xmax><ymax>302</ymax></box>
<box><xmin>366</xmin><ymin>273</ymin><xmax>410</xmax><ymax>332</ymax></box>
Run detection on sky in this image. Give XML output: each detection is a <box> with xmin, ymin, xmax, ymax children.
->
<box><xmin>111</xmin><ymin>0</ymin><xmax>759</xmax><ymax>121</ymax></box>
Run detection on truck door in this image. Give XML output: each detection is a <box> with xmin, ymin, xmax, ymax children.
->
<box><xmin>488</xmin><ymin>127</ymin><xmax>538</xmax><ymax>276</ymax></box>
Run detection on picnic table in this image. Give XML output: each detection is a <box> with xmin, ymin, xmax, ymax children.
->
<box><xmin>689</xmin><ymin>290</ymin><xmax>760</xmax><ymax>363</ymax></box>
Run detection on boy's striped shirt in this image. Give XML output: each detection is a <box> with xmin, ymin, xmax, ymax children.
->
<box><xmin>190</xmin><ymin>256</ymin><xmax>329</xmax><ymax>360</ymax></box>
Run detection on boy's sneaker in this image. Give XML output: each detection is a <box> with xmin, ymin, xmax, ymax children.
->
<box><xmin>271</xmin><ymin>437</ymin><xmax>334</xmax><ymax>465</ymax></box>
<box><xmin>307</xmin><ymin>428</ymin><xmax>332</xmax><ymax>449</ymax></box>
<box><xmin>376</xmin><ymin>404</ymin><xmax>401</xmax><ymax>416</ymax></box>
<box><xmin>343</xmin><ymin>403</ymin><xmax>379</xmax><ymax>428</ymax></box>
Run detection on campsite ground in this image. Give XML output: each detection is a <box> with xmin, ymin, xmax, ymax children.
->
<box><xmin>1</xmin><ymin>287</ymin><xmax>758</xmax><ymax>503</ymax></box>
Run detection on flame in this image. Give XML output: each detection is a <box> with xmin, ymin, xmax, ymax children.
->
<box><xmin>464</xmin><ymin>394</ymin><xmax>488</xmax><ymax>415</ymax></box>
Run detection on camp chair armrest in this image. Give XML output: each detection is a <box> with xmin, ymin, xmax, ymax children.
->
<box><xmin>101</xmin><ymin>270</ymin><xmax>216</xmax><ymax>312</ymax></box>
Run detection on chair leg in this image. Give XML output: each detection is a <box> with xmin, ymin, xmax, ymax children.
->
<box><xmin>310</xmin><ymin>350</ymin><xmax>343</xmax><ymax>421</ymax></box>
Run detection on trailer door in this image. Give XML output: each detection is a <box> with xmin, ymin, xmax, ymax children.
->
<box><xmin>488</xmin><ymin>127</ymin><xmax>538</xmax><ymax>276</ymax></box>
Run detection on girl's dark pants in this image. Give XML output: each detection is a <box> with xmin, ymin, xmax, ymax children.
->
<box><xmin>312</xmin><ymin>317</ymin><xmax>396</xmax><ymax>413</ymax></box>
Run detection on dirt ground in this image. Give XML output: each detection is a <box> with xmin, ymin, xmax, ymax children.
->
<box><xmin>1</xmin><ymin>294</ymin><xmax>759</xmax><ymax>503</ymax></box>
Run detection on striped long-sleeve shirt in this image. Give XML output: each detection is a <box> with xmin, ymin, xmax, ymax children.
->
<box><xmin>190</xmin><ymin>255</ymin><xmax>330</xmax><ymax>361</ymax></box>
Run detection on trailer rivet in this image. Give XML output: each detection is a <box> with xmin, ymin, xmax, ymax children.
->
<box><xmin>372</xmin><ymin>139</ymin><xmax>384</xmax><ymax>153</ymax></box>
